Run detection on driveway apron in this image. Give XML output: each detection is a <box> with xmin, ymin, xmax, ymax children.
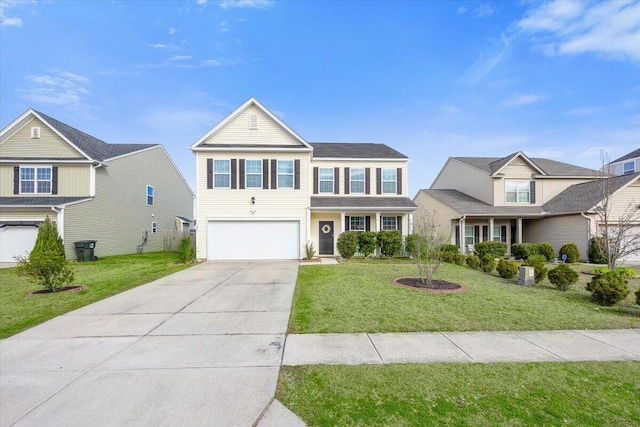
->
<box><xmin>0</xmin><ymin>260</ymin><xmax>299</xmax><ymax>427</ymax></box>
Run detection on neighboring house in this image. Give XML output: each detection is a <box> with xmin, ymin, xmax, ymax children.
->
<box><xmin>190</xmin><ymin>97</ymin><xmax>417</xmax><ymax>260</ymax></box>
<box><xmin>0</xmin><ymin>109</ymin><xmax>194</xmax><ymax>262</ymax></box>
<box><xmin>414</xmin><ymin>151</ymin><xmax>640</xmax><ymax>262</ymax></box>
<box><xmin>608</xmin><ymin>148</ymin><xmax>640</xmax><ymax>176</ymax></box>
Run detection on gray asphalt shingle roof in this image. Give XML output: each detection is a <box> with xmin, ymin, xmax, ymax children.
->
<box><xmin>0</xmin><ymin>197</ymin><xmax>90</xmax><ymax>207</ymax></box>
<box><xmin>310</xmin><ymin>143</ymin><xmax>407</xmax><ymax>159</ymax></box>
<box><xmin>453</xmin><ymin>154</ymin><xmax>596</xmax><ymax>177</ymax></box>
<box><xmin>310</xmin><ymin>196</ymin><xmax>417</xmax><ymax>210</ymax></box>
<box><xmin>611</xmin><ymin>148</ymin><xmax>640</xmax><ymax>164</ymax></box>
<box><xmin>35</xmin><ymin>111</ymin><xmax>158</xmax><ymax>162</ymax></box>
<box><xmin>422</xmin><ymin>189</ymin><xmax>545</xmax><ymax>216</ymax></box>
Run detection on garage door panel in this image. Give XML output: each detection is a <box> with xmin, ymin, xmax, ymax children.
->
<box><xmin>0</xmin><ymin>226</ymin><xmax>38</xmax><ymax>263</ymax></box>
<box><xmin>208</xmin><ymin>221</ymin><xmax>299</xmax><ymax>260</ymax></box>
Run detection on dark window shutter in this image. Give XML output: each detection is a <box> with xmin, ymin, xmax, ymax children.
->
<box><xmin>344</xmin><ymin>167</ymin><xmax>350</xmax><ymax>194</ymax></box>
<box><xmin>501</xmin><ymin>226</ymin><xmax>507</xmax><ymax>242</ymax></box>
<box><xmin>530</xmin><ymin>181</ymin><xmax>536</xmax><ymax>204</ymax></box>
<box><xmin>365</xmin><ymin>168</ymin><xmax>370</xmax><ymax>194</ymax></box>
<box><xmin>262</xmin><ymin>159</ymin><xmax>269</xmax><ymax>189</ymax></box>
<box><xmin>238</xmin><ymin>159</ymin><xmax>245</xmax><ymax>190</ymax></box>
<box><xmin>397</xmin><ymin>168</ymin><xmax>402</xmax><ymax>195</ymax></box>
<box><xmin>294</xmin><ymin>159</ymin><xmax>300</xmax><ymax>190</ymax></box>
<box><xmin>455</xmin><ymin>226</ymin><xmax>460</xmax><ymax>246</ymax></box>
<box><xmin>14</xmin><ymin>166</ymin><xmax>20</xmax><ymax>194</ymax></box>
<box><xmin>207</xmin><ymin>159</ymin><xmax>213</xmax><ymax>189</ymax></box>
<box><xmin>376</xmin><ymin>168</ymin><xmax>382</xmax><ymax>194</ymax></box>
<box><xmin>231</xmin><ymin>159</ymin><xmax>238</xmax><ymax>189</ymax></box>
<box><xmin>365</xmin><ymin>216</ymin><xmax>371</xmax><ymax>231</ymax></box>
<box><xmin>474</xmin><ymin>226</ymin><xmax>480</xmax><ymax>244</ymax></box>
<box><xmin>52</xmin><ymin>167</ymin><xmax>58</xmax><ymax>194</ymax></box>
<box><xmin>482</xmin><ymin>226</ymin><xmax>488</xmax><ymax>242</ymax></box>
<box><xmin>271</xmin><ymin>159</ymin><xmax>277</xmax><ymax>189</ymax></box>
<box><xmin>313</xmin><ymin>167</ymin><xmax>319</xmax><ymax>194</ymax></box>
<box><xmin>334</xmin><ymin>167</ymin><xmax>339</xmax><ymax>194</ymax></box>
<box><xmin>397</xmin><ymin>216</ymin><xmax>402</xmax><ymax>232</ymax></box>
<box><xmin>345</xmin><ymin>216</ymin><xmax>350</xmax><ymax>231</ymax></box>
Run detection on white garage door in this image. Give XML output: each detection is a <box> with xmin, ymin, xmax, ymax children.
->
<box><xmin>0</xmin><ymin>226</ymin><xmax>39</xmax><ymax>263</ymax></box>
<box><xmin>208</xmin><ymin>220</ymin><xmax>300</xmax><ymax>260</ymax></box>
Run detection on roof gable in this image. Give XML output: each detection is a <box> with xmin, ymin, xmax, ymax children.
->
<box><xmin>611</xmin><ymin>148</ymin><xmax>640</xmax><ymax>164</ymax></box>
<box><xmin>489</xmin><ymin>151</ymin><xmax>545</xmax><ymax>176</ymax></box>
<box><xmin>452</xmin><ymin>154</ymin><xmax>596</xmax><ymax>177</ymax></box>
<box><xmin>0</xmin><ymin>116</ymin><xmax>86</xmax><ymax>159</ymax></box>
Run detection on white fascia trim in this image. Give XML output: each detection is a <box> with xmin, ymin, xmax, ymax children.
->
<box><xmin>29</xmin><ymin>111</ymin><xmax>94</xmax><ymax>161</ymax></box>
<box><xmin>1</xmin><ymin>198</ymin><xmax>93</xmax><ymax>209</ymax></box>
<box><xmin>103</xmin><ymin>144</ymin><xmax>160</xmax><ymax>161</ymax></box>
<box><xmin>311</xmin><ymin>157</ymin><xmax>407</xmax><ymax>162</ymax></box>
<box><xmin>310</xmin><ymin>207</ymin><xmax>416</xmax><ymax>212</ymax></box>
<box><xmin>0</xmin><ymin>159</ymin><xmax>95</xmax><ymax>164</ymax></box>
<box><xmin>205</xmin><ymin>217</ymin><xmax>302</xmax><ymax>221</ymax></box>
<box><xmin>531</xmin><ymin>175</ymin><xmax>596</xmax><ymax>179</ymax></box>
<box><xmin>192</xmin><ymin>146</ymin><xmax>313</xmax><ymax>153</ymax></box>
<box><xmin>491</xmin><ymin>151</ymin><xmax>546</xmax><ymax>176</ymax></box>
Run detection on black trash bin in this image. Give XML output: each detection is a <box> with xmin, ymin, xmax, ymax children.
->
<box><xmin>74</xmin><ymin>240</ymin><xmax>97</xmax><ymax>261</ymax></box>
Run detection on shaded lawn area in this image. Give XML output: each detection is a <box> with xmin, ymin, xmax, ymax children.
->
<box><xmin>277</xmin><ymin>362</ymin><xmax>640</xmax><ymax>427</ymax></box>
<box><xmin>0</xmin><ymin>252</ymin><xmax>191</xmax><ymax>338</ymax></box>
<box><xmin>289</xmin><ymin>261</ymin><xmax>640</xmax><ymax>333</ymax></box>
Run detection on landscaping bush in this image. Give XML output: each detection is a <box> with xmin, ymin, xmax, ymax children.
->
<box><xmin>592</xmin><ymin>266</ymin><xmax>611</xmax><ymax>276</ymax></box>
<box><xmin>455</xmin><ymin>253</ymin><xmax>466</xmax><ymax>266</ymax></box>
<box><xmin>636</xmin><ymin>289</ymin><xmax>640</xmax><ymax>306</ymax></box>
<box><xmin>496</xmin><ymin>259</ymin><xmax>518</xmax><ymax>279</ymax></box>
<box><xmin>178</xmin><ymin>236</ymin><xmax>195</xmax><ymax>263</ymax></box>
<box><xmin>404</xmin><ymin>234</ymin><xmax>418</xmax><ymax>257</ymax></box>
<box><xmin>615</xmin><ymin>266</ymin><xmax>636</xmax><ymax>278</ymax></box>
<box><xmin>337</xmin><ymin>231</ymin><xmax>359</xmax><ymax>259</ymax></box>
<box><xmin>589</xmin><ymin>236</ymin><xmax>608</xmax><ymax>264</ymax></box>
<box><xmin>511</xmin><ymin>243</ymin><xmax>555</xmax><ymax>261</ymax></box>
<box><xmin>377</xmin><ymin>230</ymin><xmax>403</xmax><ymax>258</ymax></box>
<box><xmin>510</xmin><ymin>243</ymin><xmax>529</xmax><ymax>260</ymax></box>
<box><xmin>474</xmin><ymin>241</ymin><xmax>507</xmax><ymax>258</ymax></box>
<box><xmin>587</xmin><ymin>271</ymin><xmax>630</xmax><ymax>306</ymax></box>
<box><xmin>548</xmin><ymin>264</ymin><xmax>579</xmax><ymax>291</ymax></box>
<box><xmin>559</xmin><ymin>243</ymin><xmax>580</xmax><ymax>263</ymax></box>
<box><xmin>442</xmin><ymin>252</ymin><xmax>466</xmax><ymax>265</ymax></box>
<box><xmin>538</xmin><ymin>242</ymin><xmax>555</xmax><ymax>261</ymax></box>
<box><xmin>465</xmin><ymin>254</ymin><xmax>481</xmax><ymax>270</ymax></box>
<box><xmin>480</xmin><ymin>253</ymin><xmax>496</xmax><ymax>273</ymax></box>
<box><xmin>524</xmin><ymin>255</ymin><xmax>548</xmax><ymax>284</ymax></box>
<box><xmin>439</xmin><ymin>243</ymin><xmax>460</xmax><ymax>253</ymax></box>
<box><xmin>358</xmin><ymin>231</ymin><xmax>378</xmax><ymax>258</ymax></box>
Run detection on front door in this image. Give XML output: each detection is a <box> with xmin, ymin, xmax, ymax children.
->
<box><xmin>319</xmin><ymin>221</ymin><xmax>334</xmax><ymax>255</ymax></box>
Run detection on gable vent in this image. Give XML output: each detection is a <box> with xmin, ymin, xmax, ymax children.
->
<box><xmin>248</xmin><ymin>114</ymin><xmax>258</xmax><ymax>130</ymax></box>
<box><xmin>31</xmin><ymin>127</ymin><xmax>41</xmax><ymax>139</ymax></box>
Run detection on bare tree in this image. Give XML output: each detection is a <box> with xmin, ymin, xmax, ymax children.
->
<box><xmin>590</xmin><ymin>151</ymin><xmax>640</xmax><ymax>269</ymax></box>
<box><xmin>409</xmin><ymin>210</ymin><xmax>447</xmax><ymax>286</ymax></box>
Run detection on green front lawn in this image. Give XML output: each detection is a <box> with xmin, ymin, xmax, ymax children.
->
<box><xmin>277</xmin><ymin>362</ymin><xmax>640</xmax><ymax>426</ymax></box>
<box><xmin>0</xmin><ymin>252</ymin><xmax>191</xmax><ymax>338</ymax></box>
<box><xmin>289</xmin><ymin>261</ymin><xmax>640</xmax><ymax>333</ymax></box>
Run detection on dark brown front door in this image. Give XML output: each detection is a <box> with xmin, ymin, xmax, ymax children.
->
<box><xmin>319</xmin><ymin>221</ymin><xmax>334</xmax><ymax>255</ymax></box>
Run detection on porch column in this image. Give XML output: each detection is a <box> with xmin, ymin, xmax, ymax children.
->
<box><xmin>340</xmin><ymin>212</ymin><xmax>346</xmax><ymax>233</ymax></box>
<box><xmin>489</xmin><ymin>218</ymin><xmax>494</xmax><ymax>242</ymax></box>
<box><xmin>375</xmin><ymin>212</ymin><xmax>381</xmax><ymax>232</ymax></box>
<box><xmin>408</xmin><ymin>213</ymin><xmax>413</xmax><ymax>234</ymax></box>
<box><xmin>517</xmin><ymin>218</ymin><xmax>523</xmax><ymax>244</ymax></box>
<box><xmin>459</xmin><ymin>217</ymin><xmax>466</xmax><ymax>254</ymax></box>
<box><xmin>306</xmin><ymin>207</ymin><xmax>311</xmax><ymax>243</ymax></box>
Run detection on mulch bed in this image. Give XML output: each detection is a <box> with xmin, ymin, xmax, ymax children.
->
<box><xmin>394</xmin><ymin>277</ymin><xmax>465</xmax><ymax>293</ymax></box>
<box><xmin>27</xmin><ymin>285</ymin><xmax>87</xmax><ymax>297</ymax></box>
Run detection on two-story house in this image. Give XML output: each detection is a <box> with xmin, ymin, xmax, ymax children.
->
<box><xmin>190</xmin><ymin>97</ymin><xmax>417</xmax><ymax>260</ymax></box>
<box><xmin>0</xmin><ymin>109</ymin><xmax>194</xmax><ymax>262</ymax></box>
<box><xmin>608</xmin><ymin>148</ymin><xmax>640</xmax><ymax>176</ymax></box>
<box><xmin>414</xmin><ymin>151</ymin><xmax>640</xmax><ymax>261</ymax></box>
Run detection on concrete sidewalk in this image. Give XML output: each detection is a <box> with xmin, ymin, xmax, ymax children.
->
<box><xmin>283</xmin><ymin>329</ymin><xmax>640</xmax><ymax>365</ymax></box>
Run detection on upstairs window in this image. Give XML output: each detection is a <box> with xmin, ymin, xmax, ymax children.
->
<box><xmin>623</xmin><ymin>161</ymin><xmax>635</xmax><ymax>175</ymax></box>
<box><xmin>214</xmin><ymin>160</ymin><xmax>231</xmax><ymax>188</ymax></box>
<box><xmin>146</xmin><ymin>185</ymin><xmax>154</xmax><ymax>206</ymax></box>
<box><xmin>350</xmin><ymin>168</ymin><xmax>365</xmax><ymax>194</ymax></box>
<box><xmin>505</xmin><ymin>180</ymin><xmax>530</xmax><ymax>203</ymax></box>
<box><xmin>382</xmin><ymin>168</ymin><xmax>397</xmax><ymax>194</ymax></box>
<box><xmin>245</xmin><ymin>159</ymin><xmax>262</xmax><ymax>188</ymax></box>
<box><xmin>277</xmin><ymin>160</ymin><xmax>294</xmax><ymax>188</ymax></box>
<box><xmin>318</xmin><ymin>167</ymin><xmax>334</xmax><ymax>193</ymax></box>
<box><xmin>20</xmin><ymin>166</ymin><xmax>51</xmax><ymax>194</ymax></box>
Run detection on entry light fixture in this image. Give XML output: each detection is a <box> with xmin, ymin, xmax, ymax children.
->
<box><xmin>251</xmin><ymin>197</ymin><xmax>256</xmax><ymax>205</ymax></box>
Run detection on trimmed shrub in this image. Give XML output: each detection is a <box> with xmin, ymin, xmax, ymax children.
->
<box><xmin>474</xmin><ymin>241</ymin><xmax>508</xmax><ymax>258</ymax></box>
<box><xmin>615</xmin><ymin>266</ymin><xmax>636</xmax><ymax>278</ymax></box>
<box><xmin>405</xmin><ymin>234</ymin><xmax>418</xmax><ymax>257</ymax></box>
<box><xmin>442</xmin><ymin>252</ymin><xmax>466</xmax><ymax>266</ymax></box>
<box><xmin>588</xmin><ymin>236</ymin><xmax>608</xmax><ymax>264</ymax></box>
<box><xmin>592</xmin><ymin>266</ymin><xmax>611</xmax><ymax>276</ymax></box>
<box><xmin>524</xmin><ymin>255</ymin><xmax>548</xmax><ymax>284</ymax></box>
<box><xmin>178</xmin><ymin>236</ymin><xmax>195</xmax><ymax>263</ymax></box>
<box><xmin>538</xmin><ymin>242</ymin><xmax>555</xmax><ymax>261</ymax></box>
<box><xmin>455</xmin><ymin>253</ymin><xmax>467</xmax><ymax>266</ymax></box>
<box><xmin>377</xmin><ymin>230</ymin><xmax>403</xmax><ymax>258</ymax></box>
<box><xmin>497</xmin><ymin>259</ymin><xmax>518</xmax><ymax>279</ymax></box>
<box><xmin>440</xmin><ymin>243</ymin><xmax>460</xmax><ymax>253</ymax></box>
<box><xmin>358</xmin><ymin>231</ymin><xmax>378</xmax><ymax>258</ymax></box>
<box><xmin>636</xmin><ymin>289</ymin><xmax>640</xmax><ymax>306</ymax></box>
<box><xmin>510</xmin><ymin>243</ymin><xmax>529</xmax><ymax>260</ymax></box>
<box><xmin>480</xmin><ymin>253</ymin><xmax>496</xmax><ymax>273</ymax></box>
<box><xmin>587</xmin><ymin>271</ymin><xmax>630</xmax><ymax>306</ymax></box>
<box><xmin>548</xmin><ymin>264</ymin><xmax>579</xmax><ymax>291</ymax></box>
<box><xmin>559</xmin><ymin>243</ymin><xmax>580</xmax><ymax>263</ymax></box>
<box><xmin>511</xmin><ymin>243</ymin><xmax>555</xmax><ymax>261</ymax></box>
<box><xmin>465</xmin><ymin>254</ymin><xmax>481</xmax><ymax>270</ymax></box>
<box><xmin>337</xmin><ymin>231</ymin><xmax>359</xmax><ymax>259</ymax></box>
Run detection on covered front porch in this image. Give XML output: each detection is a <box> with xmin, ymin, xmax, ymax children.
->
<box><xmin>454</xmin><ymin>215</ymin><xmax>545</xmax><ymax>255</ymax></box>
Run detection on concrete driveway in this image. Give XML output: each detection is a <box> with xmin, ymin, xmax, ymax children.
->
<box><xmin>1</xmin><ymin>260</ymin><xmax>299</xmax><ymax>427</ymax></box>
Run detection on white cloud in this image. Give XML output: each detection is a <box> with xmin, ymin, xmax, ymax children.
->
<box><xmin>459</xmin><ymin>33</ymin><xmax>512</xmax><ymax>85</ymax></box>
<box><xmin>457</xmin><ymin>6</ymin><xmax>467</xmax><ymax>14</ymax></box>
<box><xmin>220</xmin><ymin>21</ymin><xmax>229</xmax><ymax>32</ymax></box>
<box><xmin>219</xmin><ymin>0</ymin><xmax>273</xmax><ymax>10</ymax></box>
<box><xmin>1</xmin><ymin>16</ymin><xmax>22</xmax><ymax>26</ymax></box>
<box><xmin>168</xmin><ymin>27</ymin><xmax>177</xmax><ymax>34</ymax></box>
<box><xmin>474</xmin><ymin>4</ymin><xmax>495</xmax><ymax>18</ymax></box>
<box><xmin>0</xmin><ymin>0</ymin><xmax>26</xmax><ymax>27</ymax></box>
<box><xmin>168</xmin><ymin>55</ymin><xmax>192</xmax><ymax>61</ymax></box>
<box><xmin>196</xmin><ymin>0</ymin><xmax>208</xmax><ymax>4</ymax></box>
<box><xmin>19</xmin><ymin>70</ymin><xmax>92</xmax><ymax>112</ymax></box>
<box><xmin>517</xmin><ymin>0</ymin><xmax>640</xmax><ymax>62</ymax></box>
<box><xmin>560</xmin><ymin>106</ymin><xmax>603</xmax><ymax>116</ymax></box>
<box><xmin>149</xmin><ymin>43</ymin><xmax>179</xmax><ymax>49</ymax></box>
<box><xmin>504</xmin><ymin>92</ymin><xmax>546</xmax><ymax>107</ymax></box>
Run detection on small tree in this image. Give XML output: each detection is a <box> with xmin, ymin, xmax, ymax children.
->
<box><xmin>178</xmin><ymin>236</ymin><xmax>195</xmax><ymax>263</ymax></box>
<box><xmin>16</xmin><ymin>216</ymin><xmax>75</xmax><ymax>292</ymax></box>
<box><xmin>358</xmin><ymin>231</ymin><xmax>378</xmax><ymax>258</ymax></box>
<box><xmin>409</xmin><ymin>211</ymin><xmax>446</xmax><ymax>286</ymax></box>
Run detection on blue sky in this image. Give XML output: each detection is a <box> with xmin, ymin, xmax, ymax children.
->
<box><xmin>1</xmin><ymin>0</ymin><xmax>639</xmax><ymax>197</ymax></box>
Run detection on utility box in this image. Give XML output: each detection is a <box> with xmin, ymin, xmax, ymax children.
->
<box><xmin>518</xmin><ymin>266</ymin><xmax>535</xmax><ymax>286</ymax></box>
<box><xmin>74</xmin><ymin>240</ymin><xmax>97</xmax><ymax>262</ymax></box>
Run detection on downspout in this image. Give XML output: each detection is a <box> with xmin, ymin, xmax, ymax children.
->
<box><xmin>581</xmin><ymin>212</ymin><xmax>592</xmax><ymax>262</ymax></box>
<box><xmin>50</xmin><ymin>207</ymin><xmax>63</xmax><ymax>240</ymax></box>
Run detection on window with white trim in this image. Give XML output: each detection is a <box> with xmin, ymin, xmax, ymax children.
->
<box><xmin>318</xmin><ymin>167</ymin><xmax>334</xmax><ymax>193</ymax></box>
<box><xmin>20</xmin><ymin>166</ymin><xmax>51</xmax><ymax>194</ymax></box>
<box><xmin>245</xmin><ymin>159</ymin><xmax>262</xmax><ymax>188</ymax></box>
<box><xmin>493</xmin><ymin>227</ymin><xmax>502</xmax><ymax>242</ymax></box>
<box><xmin>350</xmin><ymin>216</ymin><xmax>366</xmax><ymax>232</ymax></box>
<box><xmin>623</xmin><ymin>161</ymin><xmax>635</xmax><ymax>175</ymax></box>
<box><xmin>277</xmin><ymin>160</ymin><xmax>294</xmax><ymax>188</ymax></box>
<box><xmin>382</xmin><ymin>168</ymin><xmax>397</xmax><ymax>194</ymax></box>
<box><xmin>350</xmin><ymin>168</ymin><xmax>365</xmax><ymax>194</ymax></box>
<box><xmin>214</xmin><ymin>160</ymin><xmax>230</xmax><ymax>188</ymax></box>
<box><xmin>505</xmin><ymin>180</ymin><xmax>530</xmax><ymax>203</ymax></box>
<box><xmin>151</xmin><ymin>222</ymin><xmax>157</xmax><ymax>233</ymax></box>
<box><xmin>146</xmin><ymin>185</ymin><xmax>154</xmax><ymax>206</ymax></box>
<box><xmin>465</xmin><ymin>225</ymin><xmax>474</xmax><ymax>246</ymax></box>
<box><xmin>381</xmin><ymin>216</ymin><xmax>397</xmax><ymax>231</ymax></box>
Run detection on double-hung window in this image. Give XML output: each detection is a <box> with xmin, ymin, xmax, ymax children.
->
<box><xmin>318</xmin><ymin>167</ymin><xmax>334</xmax><ymax>193</ymax></box>
<box><xmin>464</xmin><ymin>225</ymin><xmax>474</xmax><ymax>246</ymax></box>
<box><xmin>505</xmin><ymin>180</ymin><xmax>530</xmax><ymax>203</ymax></box>
<box><xmin>350</xmin><ymin>216</ymin><xmax>366</xmax><ymax>232</ymax></box>
<box><xmin>350</xmin><ymin>168</ymin><xmax>365</xmax><ymax>194</ymax></box>
<box><xmin>20</xmin><ymin>166</ymin><xmax>51</xmax><ymax>194</ymax></box>
<box><xmin>381</xmin><ymin>216</ymin><xmax>397</xmax><ymax>231</ymax></box>
<box><xmin>623</xmin><ymin>161</ymin><xmax>635</xmax><ymax>175</ymax></box>
<box><xmin>146</xmin><ymin>185</ymin><xmax>154</xmax><ymax>206</ymax></box>
<box><xmin>214</xmin><ymin>160</ymin><xmax>230</xmax><ymax>188</ymax></box>
<box><xmin>277</xmin><ymin>160</ymin><xmax>294</xmax><ymax>188</ymax></box>
<box><xmin>382</xmin><ymin>168</ymin><xmax>397</xmax><ymax>194</ymax></box>
<box><xmin>245</xmin><ymin>159</ymin><xmax>262</xmax><ymax>188</ymax></box>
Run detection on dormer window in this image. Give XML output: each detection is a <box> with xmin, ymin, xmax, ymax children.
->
<box><xmin>505</xmin><ymin>180</ymin><xmax>531</xmax><ymax>203</ymax></box>
<box><xmin>248</xmin><ymin>114</ymin><xmax>258</xmax><ymax>130</ymax></box>
<box><xmin>623</xmin><ymin>161</ymin><xmax>635</xmax><ymax>175</ymax></box>
<box><xmin>31</xmin><ymin>127</ymin><xmax>40</xmax><ymax>139</ymax></box>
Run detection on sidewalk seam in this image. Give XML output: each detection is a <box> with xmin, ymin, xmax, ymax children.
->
<box><xmin>366</xmin><ymin>334</ymin><xmax>385</xmax><ymax>364</ymax></box>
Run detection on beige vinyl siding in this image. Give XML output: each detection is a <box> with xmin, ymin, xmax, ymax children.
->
<box><xmin>0</xmin><ymin>164</ymin><xmax>91</xmax><ymax>197</ymax></box>
<box><xmin>0</xmin><ymin>166</ymin><xmax>13</xmax><ymax>196</ymax></box>
<box><xmin>204</xmin><ymin>105</ymin><xmax>301</xmax><ymax>146</ymax></box>
<box><xmin>413</xmin><ymin>190</ymin><xmax>461</xmax><ymax>244</ymax></box>
<box><xmin>538</xmin><ymin>178</ymin><xmax>593</xmax><ymax>204</ymax></box>
<box><xmin>0</xmin><ymin>208</ymin><xmax>53</xmax><ymax>222</ymax></box>
<box><xmin>64</xmin><ymin>147</ymin><xmax>194</xmax><ymax>258</ymax></box>
<box><xmin>523</xmin><ymin>215</ymin><xmax>589</xmax><ymax>261</ymax></box>
<box><xmin>431</xmin><ymin>159</ymin><xmax>493</xmax><ymax>205</ymax></box>
<box><xmin>195</xmin><ymin>151</ymin><xmax>310</xmax><ymax>259</ymax></box>
<box><xmin>605</xmin><ymin>182</ymin><xmax>640</xmax><ymax>219</ymax></box>
<box><xmin>310</xmin><ymin>160</ymin><xmax>408</xmax><ymax>196</ymax></box>
<box><xmin>0</xmin><ymin>118</ymin><xmax>85</xmax><ymax>158</ymax></box>
<box><xmin>498</xmin><ymin>158</ymin><xmax>537</xmax><ymax>178</ymax></box>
